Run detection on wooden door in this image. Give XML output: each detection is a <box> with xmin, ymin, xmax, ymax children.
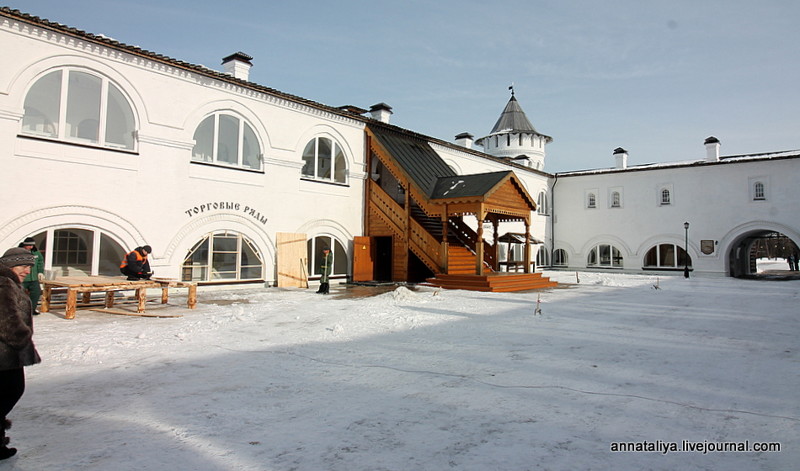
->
<box><xmin>276</xmin><ymin>233</ymin><xmax>308</xmax><ymax>288</ymax></box>
<box><xmin>352</xmin><ymin>236</ymin><xmax>374</xmax><ymax>282</ymax></box>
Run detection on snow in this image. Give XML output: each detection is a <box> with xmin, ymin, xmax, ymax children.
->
<box><xmin>3</xmin><ymin>272</ymin><xmax>798</xmax><ymax>470</ymax></box>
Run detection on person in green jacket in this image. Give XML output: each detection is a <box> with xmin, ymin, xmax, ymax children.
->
<box><xmin>18</xmin><ymin>238</ymin><xmax>44</xmax><ymax>315</ymax></box>
<box><xmin>316</xmin><ymin>246</ymin><xmax>333</xmax><ymax>294</ymax></box>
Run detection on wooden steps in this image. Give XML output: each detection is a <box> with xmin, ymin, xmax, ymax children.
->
<box><xmin>447</xmin><ymin>245</ymin><xmax>477</xmax><ymax>274</ymax></box>
<box><xmin>425</xmin><ymin>272</ymin><xmax>558</xmax><ymax>292</ymax></box>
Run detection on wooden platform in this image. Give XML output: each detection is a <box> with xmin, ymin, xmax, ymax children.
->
<box><xmin>41</xmin><ymin>275</ymin><xmax>197</xmax><ymax>319</ymax></box>
<box><xmin>424</xmin><ymin>272</ymin><xmax>558</xmax><ymax>292</ymax></box>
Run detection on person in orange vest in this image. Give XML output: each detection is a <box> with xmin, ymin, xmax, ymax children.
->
<box><xmin>120</xmin><ymin>245</ymin><xmax>153</xmax><ymax>281</ymax></box>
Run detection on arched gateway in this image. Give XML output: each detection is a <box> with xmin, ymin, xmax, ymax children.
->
<box><xmin>727</xmin><ymin>229</ymin><xmax>800</xmax><ymax>278</ymax></box>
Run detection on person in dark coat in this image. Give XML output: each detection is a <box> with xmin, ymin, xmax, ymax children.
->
<box><xmin>0</xmin><ymin>247</ymin><xmax>42</xmax><ymax>460</ymax></box>
<box><xmin>18</xmin><ymin>237</ymin><xmax>44</xmax><ymax>315</ymax></box>
<box><xmin>120</xmin><ymin>245</ymin><xmax>153</xmax><ymax>280</ymax></box>
<box><xmin>315</xmin><ymin>247</ymin><xmax>333</xmax><ymax>294</ymax></box>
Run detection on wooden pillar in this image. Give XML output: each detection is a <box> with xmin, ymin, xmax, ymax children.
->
<box><xmin>492</xmin><ymin>218</ymin><xmax>499</xmax><ymax>271</ymax></box>
<box><xmin>524</xmin><ymin>219</ymin><xmax>532</xmax><ymax>274</ymax></box>
<box><xmin>476</xmin><ymin>213</ymin><xmax>485</xmax><ymax>276</ymax></box>
<box><xmin>441</xmin><ymin>210</ymin><xmax>449</xmax><ymax>272</ymax></box>
<box><xmin>403</xmin><ymin>183</ymin><xmax>411</xmax><ymax>281</ymax></box>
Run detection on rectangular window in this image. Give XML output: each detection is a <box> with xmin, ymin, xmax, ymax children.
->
<box><xmin>66</xmin><ymin>71</ymin><xmax>102</xmax><ymax>143</ymax></box>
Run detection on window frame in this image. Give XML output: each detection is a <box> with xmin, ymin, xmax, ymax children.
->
<box><xmin>191</xmin><ymin>112</ymin><xmax>263</xmax><ymax>171</ymax></box>
<box><xmin>753</xmin><ymin>181</ymin><xmax>766</xmax><ymax>201</ymax></box>
<box><xmin>643</xmin><ymin>243</ymin><xmax>692</xmax><ymax>270</ymax></box>
<box><xmin>537</xmin><ymin>191</ymin><xmax>548</xmax><ymax>215</ymax></box>
<box><xmin>587</xmin><ymin>192</ymin><xmax>597</xmax><ymax>209</ymax></box>
<box><xmin>307</xmin><ymin>235</ymin><xmax>348</xmax><ymax>278</ymax></box>
<box><xmin>181</xmin><ymin>230</ymin><xmax>264</xmax><ymax>282</ymax></box>
<box><xmin>586</xmin><ymin>244</ymin><xmax>624</xmax><ymax>268</ymax></box>
<box><xmin>553</xmin><ymin>248</ymin><xmax>568</xmax><ymax>267</ymax></box>
<box><xmin>301</xmin><ymin>136</ymin><xmax>348</xmax><ymax>185</ymax></box>
<box><xmin>21</xmin><ymin>67</ymin><xmax>137</xmax><ymax>151</ymax></box>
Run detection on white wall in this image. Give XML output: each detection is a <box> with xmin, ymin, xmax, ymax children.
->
<box><xmin>0</xmin><ymin>17</ymin><xmax>366</xmax><ymax>282</ymax></box>
<box><xmin>551</xmin><ymin>157</ymin><xmax>800</xmax><ymax>274</ymax></box>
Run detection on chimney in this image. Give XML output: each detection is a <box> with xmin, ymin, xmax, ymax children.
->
<box><xmin>613</xmin><ymin>147</ymin><xmax>628</xmax><ymax>169</ymax></box>
<box><xmin>222</xmin><ymin>52</ymin><xmax>253</xmax><ymax>81</ymax></box>
<box><xmin>455</xmin><ymin>132</ymin><xmax>474</xmax><ymax>149</ymax></box>
<box><xmin>369</xmin><ymin>103</ymin><xmax>393</xmax><ymax>123</ymax></box>
<box><xmin>704</xmin><ymin>136</ymin><xmax>720</xmax><ymax>162</ymax></box>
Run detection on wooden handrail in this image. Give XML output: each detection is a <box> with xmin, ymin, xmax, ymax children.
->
<box><xmin>409</xmin><ymin>218</ymin><xmax>443</xmax><ymax>273</ymax></box>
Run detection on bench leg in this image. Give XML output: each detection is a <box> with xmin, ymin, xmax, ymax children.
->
<box><xmin>161</xmin><ymin>287</ymin><xmax>169</xmax><ymax>304</ymax></box>
<box><xmin>187</xmin><ymin>285</ymin><xmax>197</xmax><ymax>309</ymax></box>
<box><xmin>82</xmin><ymin>292</ymin><xmax>92</xmax><ymax>304</ymax></box>
<box><xmin>105</xmin><ymin>291</ymin><xmax>115</xmax><ymax>308</ymax></box>
<box><xmin>41</xmin><ymin>285</ymin><xmax>52</xmax><ymax>313</ymax></box>
<box><xmin>136</xmin><ymin>288</ymin><xmax>147</xmax><ymax>313</ymax></box>
<box><xmin>66</xmin><ymin>289</ymin><xmax>78</xmax><ymax>319</ymax></box>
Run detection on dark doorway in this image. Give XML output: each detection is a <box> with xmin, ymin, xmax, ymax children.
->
<box><xmin>407</xmin><ymin>250</ymin><xmax>435</xmax><ymax>283</ymax></box>
<box><xmin>374</xmin><ymin>237</ymin><xmax>393</xmax><ymax>281</ymax></box>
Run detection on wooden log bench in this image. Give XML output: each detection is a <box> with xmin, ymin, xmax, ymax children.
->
<box><xmin>40</xmin><ymin>276</ymin><xmax>197</xmax><ymax>319</ymax></box>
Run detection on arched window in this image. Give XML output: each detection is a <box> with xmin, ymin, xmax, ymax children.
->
<box><xmin>611</xmin><ymin>191</ymin><xmax>621</xmax><ymax>208</ymax></box>
<box><xmin>753</xmin><ymin>181</ymin><xmax>765</xmax><ymax>200</ymax></box>
<box><xmin>587</xmin><ymin>244</ymin><xmax>623</xmax><ymax>268</ymax></box>
<box><xmin>35</xmin><ymin>229</ymin><xmax>126</xmax><ymax>277</ymax></box>
<box><xmin>643</xmin><ymin>244</ymin><xmax>691</xmax><ymax>269</ymax></box>
<box><xmin>587</xmin><ymin>193</ymin><xmax>597</xmax><ymax>208</ymax></box>
<box><xmin>537</xmin><ymin>246</ymin><xmax>549</xmax><ymax>267</ymax></box>
<box><xmin>537</xmin><ymin>191</ymin><xmax>548</xmax><ymax>215</ymax></box>
<box><xmin>182</xmin><ymin>231</ymin><xmax>263</xmax><ymax>282</ymax></box>
<box><xmin>307</xmin><ymin>236</ymin><xmax>348</xmax><ymax>278</ymax></box>
<box><xmin>22</xmin><ymin>68</ymin><xmax>136</xmax><ymax>150</ymax></box>
<box><xmin>301</xmin><ymin>137</ymin><xmax>347</xmax><ymax>184</ymax></box>
<box><xmin>553</xmin><ymin>249</ymin><xmax>568</xmax><ymax>266</ymax></box>
<box><xmin>660</xmin><ymin>188</ymin><xmax>671</xmax><ymax>205</ymax></box>
<box><xmin>192</xmin><ymin>113</ymin><xmax>262</xmax><ymax>170</ymax></box>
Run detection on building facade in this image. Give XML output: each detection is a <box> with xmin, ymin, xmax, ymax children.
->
<box><xmin>1</xmin><ymin>7</ymin><xmax>797</xmax><ymax>284</ymax></box>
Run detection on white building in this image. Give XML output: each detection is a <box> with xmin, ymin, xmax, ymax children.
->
<box><xmin>1</xmin><ymin>7</ymin><xmax>797</xmax><ymax>285</ymax></box>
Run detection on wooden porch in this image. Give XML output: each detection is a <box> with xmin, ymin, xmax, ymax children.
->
<box><xmin>358</xmin><ymin>125</ymin><xmax>557</xmax><ymax>292</ymax></box>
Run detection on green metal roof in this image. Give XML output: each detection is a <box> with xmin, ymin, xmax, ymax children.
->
<box><xmin>429</xmin><ymin>171</ymin><xmax>513</xmax><ymax>200</ymax></box>
<box><xmin>370</xmin><ymin>126</ymin><xmax>456</xmax><ymax>196</ymax></box>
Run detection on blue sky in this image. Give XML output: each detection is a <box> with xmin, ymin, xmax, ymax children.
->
<box><xmin>9</xmin><ymin>0</ymin><xmax>800</xmax><ymax>172</ymax></box>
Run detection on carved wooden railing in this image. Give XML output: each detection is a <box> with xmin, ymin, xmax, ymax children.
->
<box><xmin>409</xmin><ymin>218</ymin><xmax>443</xmax><ymax>273</ymax></box>
<box><xmin>369</xmin><ymin>180</ymin><xmax>443</xmax><ymax>274</ymax></box>
<box><xmin>448</xmin><ymin>217</ymin><xmax>496</xmax><ymax>270</ymax></box>
<box><xmin>369</xmin><ymin>180</ymin><xmax>405</xmax><ymax>237</ymax></box>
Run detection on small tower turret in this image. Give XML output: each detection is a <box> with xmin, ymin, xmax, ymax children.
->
<box><xmin>474</xmin><ymin>87</ymin><xmax>552</xmax><ymax>170</ymax></box>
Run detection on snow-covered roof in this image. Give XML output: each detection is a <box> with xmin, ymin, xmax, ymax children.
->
<box><xmin>556</xmin><ymin>150</ymin><xmax>800</xmax><ymax>177</ymax></box>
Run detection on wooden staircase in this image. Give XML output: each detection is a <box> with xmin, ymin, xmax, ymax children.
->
<box><xmin>447</xmin><ymin>245</ymin><xmax>491</xmax><ymax>275</ymax></box>
<box><xmin>425</xmin><ymin>272</ymin><xmax>558</xmax><ymax>292</ymax></box>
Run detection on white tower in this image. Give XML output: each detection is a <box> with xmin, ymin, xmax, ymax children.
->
<box><xmin>474</xmin><ymin>88</ymin><xmax>552</xmax><ymax>170</ymax></box>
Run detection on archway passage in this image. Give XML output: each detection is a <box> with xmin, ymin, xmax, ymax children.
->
<box><xmin>729</xmin><ymin>231</ymin><xmax>800</xmax><ymax>278</ymax></box>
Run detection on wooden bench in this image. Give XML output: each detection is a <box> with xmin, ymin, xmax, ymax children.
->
<box><xmin>40</xmin><ymin>276</ymin><xmax>197</xmax><ymax>319</ymax></box>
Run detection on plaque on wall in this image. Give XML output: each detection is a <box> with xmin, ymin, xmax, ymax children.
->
<box><xmin>701</xmin><ymin>240</ymin><xmax>715</xmax><ymax>255</ymax></box>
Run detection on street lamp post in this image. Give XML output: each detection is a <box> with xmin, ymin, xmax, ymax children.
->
<box><xmin>683</xmin><ymin>222</ymin><xmax>690</xmax><ymax>278</ymax></box>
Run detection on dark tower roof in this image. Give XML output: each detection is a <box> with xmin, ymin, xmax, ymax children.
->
<box><xmin>489</xmin><ymin>95</ymin><xmax>539</xmax><ymax>134</ymax></box>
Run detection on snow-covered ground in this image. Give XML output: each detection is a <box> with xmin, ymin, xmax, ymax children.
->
<box><xmin>2</xmin><ymin>271</ymin><xmax>798</xmax><ymax>470</ymax></box>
